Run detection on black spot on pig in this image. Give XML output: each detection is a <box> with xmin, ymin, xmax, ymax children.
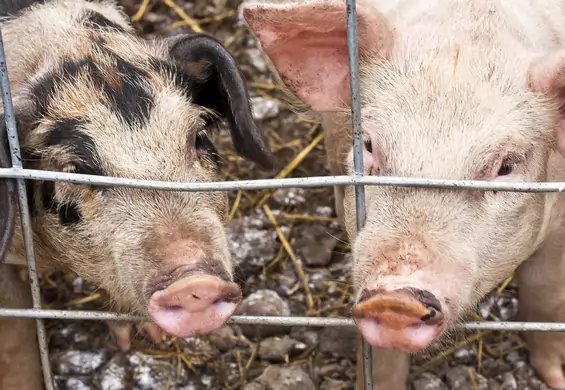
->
<box><xmin>112</xmin><ymin>57</ymin><xmax>154</xmax><ymax>127</ymax></box>
<box><xmin>44</xmin><ymin>118</ymin><xmax>106</xmax><ymax>177</ymax></box>
<box><xmin>40</xmin><ymin>181</ymin><xmax>56</xmax><ymax>213</ymax></box>
<box><xmin>82</xmin><ymin>10</ymin><xmax>126</xmax><ymax>32</ymax></box>
<box><xmin>32</xmin><ymin>56</ymin><xmax>155</xmax><ymax>128</ymax></box>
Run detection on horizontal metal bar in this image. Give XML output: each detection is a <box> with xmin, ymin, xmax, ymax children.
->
<box><xmin>2</xmin><ymin>167</ymin><xmax>565</xmax><ymax>193</ymax></box>
<box><xmin>0</xmin><ymin>309</ymin><xmax>565</xmax><ymax>332</ymax></box>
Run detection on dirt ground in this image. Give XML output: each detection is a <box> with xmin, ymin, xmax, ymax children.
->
<box><xmin>36</xmin><ymin>0</ymin><xmax>554</xmax><ymax>389</ymax></box>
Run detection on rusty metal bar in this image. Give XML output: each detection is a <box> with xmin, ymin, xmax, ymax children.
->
<box><xmin>2</xmin><ymin>168</ymin><xmax>565</xmax><ymax>193</ymax></box>
<box><xmin>344</xmin><ymin>0</ymin><xmax>372</xmax><ymax>386</ymax></box>
<box><xmin>0</xmin><ymin>309</ymin><xmax>564</xmax><ymax>332</ymax></box>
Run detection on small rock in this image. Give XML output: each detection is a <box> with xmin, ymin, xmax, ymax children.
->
<box><xmin>179</xmin><ymin>373</ymin><xmax>217</xmax><ymax>390</ymax></box>
<box><xmin>251</xmin><ymin>96</ymin><xmax>280</xmax><ymax>121</ymax></box>
<box><xmin>64</xmin><ymin>378</ymin><xmax>92</xmax><ymax>390</ymax></box>
<box><xmin>294</xmin><ymin>224</ymin><xmax>337</xmax><ymax>266</ymax></box>
<box><xmin>129</xmin><ymin>352</ymin><xmax>188</xmax><ymax>390</ymax></box>
<box><xmin>208</xmin><ymin>326</ymin><xmax>236</xmax><ymax>352</ymax></box>
<box><xmin>247</xmin><ymin>48</ymin><xmax>269</xmax><ymax>73</ymax></box>
<box><xmin>258</xmin><ymin>336</ymin><xmax>307</xmax><ymax>362</ymax></box>
<box><xmin>247</xmin><ymin>365</ymin><xmax>316</xmax><ymax>390</ymax></box>
<box><xmin>315</xmin><ymin>363</ymin><xmax>346</xmax><ymax>378</ymax></box>
<box><xmin>499</xmin><ymin>372</ymin><xmax>518</xmax><ymax>390</ymax></box>
<box><xmin>227</xmin><ymin>215</ymin><xmax>277</xmax><ymax>269</ymax></box>
<box><xmin>478</xmin><ymin>293</ymin><xmax>518</xmax><ymax>321</ymax></box>
<box><xmin>453</xmin><ymin>348</ymin><xmax>476</xmax><ymax>365</ymax></box>
<box><xmin>504</xmin><ymin>351</ymin><xmax>525</xmax><ymax>367</ymax></box>
<box><xmin>445</xmin><ymin>366</ymin><xmax>489</xmax><ymax>390</ymax></box>
<box><xmin>94</xmin><ymin>353</ymin><xmax>128</xmax><ymax>390</ymax></box>
<box><xmin>236</xmin><ymin>289</ymin><xmax>291</xmax><ymax>337</ymax></box>
<box><xmin>290</xmin><ymin>327</ymin><xmax>320</xmax><ymax>347</ymax></box>
<box><xmin>53</xmin><ymin>350</ymin><xmax>109</xmax><ymax>376</ymax></box>
<box><xmin>50</xmin><ymin>324</ymin><xmax>97</xmax><ymax>350</ymax></box>
<box><xmin>319</xmin><ymin>327</ymin><xmax>357</xmax><ymax>360</ymax></box>
<box><xmin>193</xmin><ymin>0</ymin><xmax>225</xmax><ymax>16</ymax></box>
<box><xmin>182</xmin><ymin>337</ymin><xmax>219</xmax><ymax>364</ymax></box>
<box><xmin>272</xmin><ymin>188</ymin><xmax>306</xmax><ymax>207</ymax></box>
<box><xmin>412</xmin><ymin>373</ymin><xmax>448</xmax><ymax>390</ymax></box>
<box><xmin>243</xmin><ymin>384</ymin><xmax>266</xmax><ymax>390</ymax></box>
<box><xmin>320</xmin><ymin>378</ymin><xmax>349</xmax><ymax>390</ymax></box>
<box><xmin>482</xmin><ymin>358</ymin><xmax>513</xmax><ymax>377</ymax></box>
<box><xmin>487</xmin><ymin>379</ymin><xmax>502</xmax><ymax>390</ymax></box>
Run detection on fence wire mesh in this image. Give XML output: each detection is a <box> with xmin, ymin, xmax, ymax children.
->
<box><xmin>1</xmin><ymin>2</ymin><xmax>565</xmax><ymax>390</ymax></box>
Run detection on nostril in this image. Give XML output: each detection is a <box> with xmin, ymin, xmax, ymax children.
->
<box><xmin>358</xmin><ymin>288</ymin><xmax>382</xmax><ymax>303</ymax></box>
<box><xmin>420</xmin><ymin>308</ymin><xmax>437</xmax><ymax>322</ymax></box>
<box><xmin>191</xmin><ymin>293</ymin><xmax>201</xmax><ymax>300</ymax></box>
<box><xmin>163</xmin><ymin>305</ymin><xmax>183</xmax><ymax>312</ymax></box>
<box><xmin>403</xmin><ymin>287</ymin><xmax>442</xmax><ymax>313</ymax></box>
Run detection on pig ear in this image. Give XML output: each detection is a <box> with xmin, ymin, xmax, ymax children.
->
<box><xmin>240</xmin><ymin>0</ymin><xmax>393</xmax><ymax>112</ymax></box>
<box><xmin>167</xmin><ymin>33</ymin><xmax>275</xmax><ymax>170</ymax></box>
<box><xmin>528</xmin><ymin>51</ymin><xmax>565</xmax><ymax>158</ymax></box>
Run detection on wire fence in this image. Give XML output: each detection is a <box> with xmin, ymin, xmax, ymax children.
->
<box><xmin>1</xmin><ymin>2</ymin><xmax>565</xmax><ymax>390</ymax></box>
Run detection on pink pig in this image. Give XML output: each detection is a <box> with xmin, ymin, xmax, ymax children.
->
<box><xmin>241</xmin><ymin>0</ymin><xmax>565</xmax><ymax>388</ymax></box>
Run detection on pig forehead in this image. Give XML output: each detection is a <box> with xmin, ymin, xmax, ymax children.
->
<box><xmin>358</xmin><ymin>72</ymin><xmax>552</xmax><ymax>176</ymax></box>
<box><xmin>26</xmin><ymin>55</ymin><xmax>208</xmax><ymax>178</ymax></box>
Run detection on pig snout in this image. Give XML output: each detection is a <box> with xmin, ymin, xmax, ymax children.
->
<box><xmin>351</xmin><ymin>287</ymin><xmax>445</xmax><ymax>353</ymax></box>
<box><xmin>147</xmin><ymin>273</ymin><xmax>242</xmax><ymax>338</ymax></box>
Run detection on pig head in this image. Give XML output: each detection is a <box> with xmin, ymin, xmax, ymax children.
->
<box><xmin>241</xmin><ymin>0</ymin><xmax>565</xmax><ymax>357</ymax></box>
<box><xmin>0</xmin><ymin>0</ymin><xmax>274</xmax><ymax>339</ymax></box>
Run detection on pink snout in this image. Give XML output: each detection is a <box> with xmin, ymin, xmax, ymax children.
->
<box><xmin>351</xmin><ymin>288</ymin><xmax>445</xmax><ymax>353</ymax></box>
<box><xmin>147</xmin><ymin>274</ymin><xmax>242</xmax><ymax>338</ymax></box>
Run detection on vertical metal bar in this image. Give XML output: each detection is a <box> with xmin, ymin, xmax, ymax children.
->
<box><xmin>345</xmin><ymin>0</ymin><xmax>372</xmax><ymax>389</ymax></box>
<box><xmin>0</xmin><ymin>26</ymin><xmax>54</xmax><ymax>390</ymax></box>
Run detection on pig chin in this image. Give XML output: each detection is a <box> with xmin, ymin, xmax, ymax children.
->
<box><xmin>144</xmin><ymin>263</ymin><xmax>243</xmax><ymax>338</ymax></box>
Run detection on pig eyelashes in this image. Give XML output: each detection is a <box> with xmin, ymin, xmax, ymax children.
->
<box><xmin>364</xmin><ymin>139</ymin><xmax>373</xmax><ymax>153</ymax></box>
<box><xmin>493</xmin><ymin>151</ymin><xmax>527</xmax><ymax>178</ymax></box>
<box><xmin>195</xmin><ymin>131</ymin><xmax>221</xmax><ymax>166</ymax></box>
<box><xmin>497</xmin><ymin>161</ymin><xmax>513</xmax><ymax>176</ymax></box>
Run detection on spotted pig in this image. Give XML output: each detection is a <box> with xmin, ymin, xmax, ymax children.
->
<box><xmin>0</xmin><ymin>0</ymin><xmax>274</xmax><ymax>388</ymax></box>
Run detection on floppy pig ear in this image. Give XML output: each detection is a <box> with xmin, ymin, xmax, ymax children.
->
<box><xmin>168</xmin><ymin>33</ymin><xmax>275</xmax><ymax>169</ymax></box>
<box><xmin>0</xmin><ymin>115</ymin><xmax>17</xmax><ymax>265</ymax></box>
<box><xmin>240</xmin><ymin>0</ymin><xmax>393</xmax><ymax>112</ymax></box>
<box><xmin>528</xmin><ymin>51</ymin><xmax>565</xmax><ymax>159</ymax></box>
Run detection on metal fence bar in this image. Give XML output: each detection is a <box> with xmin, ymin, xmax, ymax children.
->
<box><xmin>2</xmin><ymin>6</ymin><xmax>565</xmax><ymax>390</ymax></box>
<box><xmin>0</xmin><ymin>26</ymin><xmax>54</xmax><ymax>390</ymax></box>
<box><xmin>344</xmin><ymin>0</ymin><xmax>372</xmax><ymax>388</ymax></box>
<box><xmin>3</xmin><ymin>167</ymin><xmax>565</xmax><ymax>193</ymax></box>
<box><xmin>1</xmin><ymin>309</ymin><xmax>565</xmax><ymax>332</ymax></box>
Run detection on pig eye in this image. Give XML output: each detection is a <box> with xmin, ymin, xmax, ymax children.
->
<box><xmin>497</xmin><ymin>162</ymin><xmax>513</xmax><ymax>176</ymax></box>
<box><xmin>364</xmin><ymin>139</ymin><xmax>373</xmax><ymax>153</ymax></box>
<box><xmin>195</xmin><ymin>131</ymin><xmax>221</xmax><ymax>165</ymax></box>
